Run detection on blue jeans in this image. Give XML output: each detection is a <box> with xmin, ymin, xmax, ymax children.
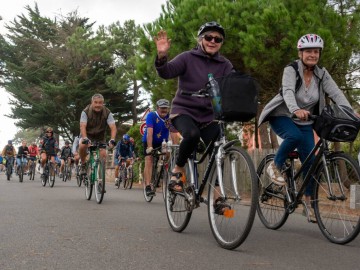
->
<box><xmin>16</xmin><ymin>157</ymin><xmax>28</xmax><ymax>167</ymax></box>
<box><xmin>269</xmin><ymin>116</ymin><xmax>315</xmax><ymax>196</ymax></box>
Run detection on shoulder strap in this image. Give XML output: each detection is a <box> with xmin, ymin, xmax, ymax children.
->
<box><xmin>279</xmin><ymin>61</ymin><xmax>302</xmax><ymax>96</ymax></box>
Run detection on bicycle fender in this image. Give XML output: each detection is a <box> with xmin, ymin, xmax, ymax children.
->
<box><xmin>222</xmin><ymin>139</ymin><xmax>240</xmax><ymax>150</ymax></box>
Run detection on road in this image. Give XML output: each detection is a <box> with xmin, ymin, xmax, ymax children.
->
<box><xmin>0</xmin><ymin>172</ymin><xmax>359</xmax><ymax>270</ymax></box>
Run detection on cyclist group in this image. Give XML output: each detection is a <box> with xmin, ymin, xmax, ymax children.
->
<box><xmin>2</xmin><ymin>22</ymin><xmax>360</xmax><ymax>247</ymax></box>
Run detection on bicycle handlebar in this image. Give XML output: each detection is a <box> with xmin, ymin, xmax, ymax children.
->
<box><xmin>180</xmin><ymin>88</ymin><xmax>210</xmax><ymax>98</ymax></box>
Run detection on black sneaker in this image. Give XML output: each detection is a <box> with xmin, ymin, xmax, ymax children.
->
<box><xmin>145</xmin><ymin>185</ymin><xmax>155</xmax><ymax>196</ymax></box>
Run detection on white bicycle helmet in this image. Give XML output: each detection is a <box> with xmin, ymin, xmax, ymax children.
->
<box><xmin>297</xmin><ymin>34</ymin><xmax>324</xmax><ymax>50</ymax></box>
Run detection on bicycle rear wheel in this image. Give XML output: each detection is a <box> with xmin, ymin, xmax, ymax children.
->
<box><xmin>165</xmin><ymin>146</ymin><xmax>192</xmax><ymax>232</ymax></box>
<box><xmin>49</xmin><ymin>163</ymin><xmax>55</xmax><ymax>188</ymax></box>
<box><xmin>314</xmin><ymin>152</ymin><xmax>360</xmax><ymax>244</ymax></box>
<box><xmin>207</xmin><ymin>146</ymin><xmax>257</xmax><ymax>249</ymax></box>
<box><xmin>94</xmin><ymin>158</ymin><xmax>106</xmax><ymax>204</ymax></box>
<box><xmin>257</xmin><ymin>154</ymin><xmax>289</xmax><ymax>229</ymax></box>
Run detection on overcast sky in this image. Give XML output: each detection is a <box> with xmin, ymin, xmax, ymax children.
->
<box><xmin>0</xmin><ymin>0</ymin><xmax>167</xmax><ymax>147</ymax></box>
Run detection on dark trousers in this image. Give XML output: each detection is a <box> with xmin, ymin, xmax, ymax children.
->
<box><xmin>172</xmin><ymin>115</ymin><xmax>219</xmax><ymax>167</ymax></box>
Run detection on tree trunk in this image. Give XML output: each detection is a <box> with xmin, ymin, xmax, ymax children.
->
<box><xmin>132</xmin><ymin>79</ymin><xmax>139</xmax><ymax>126</ymax></box>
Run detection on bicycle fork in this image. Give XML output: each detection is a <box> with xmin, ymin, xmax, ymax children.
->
<box><xmin>215</xmin><ymin>144</ymin><xmax>241</xmax><ymax>201</ymax></box>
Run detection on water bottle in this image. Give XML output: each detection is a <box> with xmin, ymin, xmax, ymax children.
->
<box><xmin>208</xmin><ymin>73</ymin><xmax>221</xmax><ymax>114</ymax></box>
<box><xmin>166</xmin><ymin>140</ymin><xmax>172</xmax><ymax>153</ymax></box>
<box><xmin>160</xmin><ymin>139</ymin><xmax>166</xmax><ymax>154</ymax></box>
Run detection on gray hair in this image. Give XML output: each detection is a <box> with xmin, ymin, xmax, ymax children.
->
<box><xmin>91</xmin><ymin>93</ymin><xmax>104</xmax><ymax>101</ymax></box>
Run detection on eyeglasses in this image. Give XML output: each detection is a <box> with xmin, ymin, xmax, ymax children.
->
<box><xmin>203</xmin><ymin>35</ymin><xmax>223</xmax><ymax>43</ymax></box>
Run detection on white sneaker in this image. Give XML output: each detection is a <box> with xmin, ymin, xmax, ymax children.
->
<box><xmin>39</xmin><ymin>166</ymin><xmax>44</xmax><ymax>174</ymax></box>
<box><xmin>115</xmin><ymin>177</ymin><xmax>119</xmax><ymax>186</ymax></box>
<box><xmin>266</xmin><ymin>161</ymin><xmax>285</xmax><ymax>186</ymax></box>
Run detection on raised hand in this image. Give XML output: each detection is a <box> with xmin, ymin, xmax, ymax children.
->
<box><xmin>153</xmin><ymin>30</ymin><xmax>171</xmax><ymax>58</ymax></box>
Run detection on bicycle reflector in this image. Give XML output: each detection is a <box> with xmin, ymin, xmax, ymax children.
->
<box><xmin>223</xmin><ymin>209</ymin><xmax>235</xmax><ymax>218</ymax></box>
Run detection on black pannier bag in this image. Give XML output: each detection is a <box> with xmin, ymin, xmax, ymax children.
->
<box><xmin>313</xmin><ymin>104</ymin><xmax>360</xmax><ymax>142</ymax></box>
<box><xmin>215</xmin><ymin>71</ymin><xmax>259</xmax><ymax>122</ymax></box>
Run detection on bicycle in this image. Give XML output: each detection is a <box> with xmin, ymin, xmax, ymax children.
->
<box><xmin>41</xmin><ymin>157</ymin><xmax>56</xmax><ymax>188</ymax></box>
<box><xmin>62</xmin><ymin>157</ymin><xmax>73</xmax><ymax>182</ymax></box>
<box><xmin>124</xmin><ymin>159</ymin><xmax>135</xmax><ymax>190</ymax></box>
<box><xmin>27</xmin><ymin>158</ymin><xmax>36</xmax><ymax>180</ymax></box>
<box><xmin>5</xmin><ymin>156</ymin><xmax>14</xmax><ymax>181</ymax></box>
<box><xmin>164</xmin><ymin>89</ymin><xmax>258</xmax><ymax>250</ymax></box>
<box><xmin>80</xmin><ymin>141</ymin><xmax>107</xmax><ymax>204</ymax></box>
<box><xmin>143</xmin><ymin>148</ymin><xmax>167</xmax><ymax>202</ymax></box>
<box><xmin>16</xmin><ymin>154</ymin><xmax>28</xmax><ymax>183</ymax></box>
<box><xmin>116</xmin><ymin>158</ymin><xmax>132</xmax><ymax>190</ymax></box>
<box><xmin>257</xmin><ymin>116</ymin><xmax>360</xmax><ymax>244</ymax></box>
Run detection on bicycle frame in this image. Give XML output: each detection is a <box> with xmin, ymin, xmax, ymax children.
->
<box><xmin>268</xmin><ymin>137</ymin><xmax>333</xmax><ymax>212</ymax></box>
<box><xmin>88</xmin><ymin>147</ymin><xmax>101</xmax><ymax>184</ymax></box>
<box><xmin>185</xmin><ymin>121</ymin><xmax>241</xmax><ymax>204</ymax></box>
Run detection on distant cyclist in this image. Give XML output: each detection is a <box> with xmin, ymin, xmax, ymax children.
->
<box><xmin>2</xmin><ymin>140</ymin><xmax>16</xmax><ymax>177</ymax></box>
<box><xmin>114</xmin><ymin>134</ymin><xmax>133</xmax><ymax>186</ymax></box>
<box><xmin>78</xmin><ymin>93</ymin><xmax>117</xmax><ymax>175</ymax></box>
<box><xmin>16</xmin><ymin>140</ymin><xmax>29</xmax><ymax>174</ymax></box>
<box><xmin>142</xmin><ymin>99</ymin><xmax>178</xmax><ymax>196</ymax></box>
<box><xmin>39</xmin><ymin>127</ymin><xmax>58</xmax><ymax>177</ymax></box>
<box><xmin>59</xmin><ymin>140</ymin><xmax>74</xmax><ymax>178</ymax></box>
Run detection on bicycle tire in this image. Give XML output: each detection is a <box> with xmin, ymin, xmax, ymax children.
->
<box><xmin>6</xmin><ymin>163</ymin><xmax>12</xmax><ymax>181</ymax></box>
<box><xmin>67</xmin><ymin>165</ymin><xmax>72</xmax><ymax>181</ymax></box>
<box><xmin>256</xmin><ymin>154</ymin><xmax>289</xmax><ymax>229</ymax></box>
<box><xmin>164</xmin><ymin>146</ymin><xmax>192</xmax><ymax>232</ymax></box>
<box><xmin>49</xmin><ymin>162</ymin><xmax>55</xmax><ymax>188</ymax></box>
<box><xmin>76</xmin><ymin>165</ymin><xmax>82</xmax><ymax>187</ymax></box>
<box><xmin>19</xmin><ymin>164</ymin><xmax>24</xmax><ymax>182</ymax></box>
<box><xmin>313</xmin><ymin>152</ymin><xmax>360</xmax><ymax>244</ymax></box>
<box><xmin>117</xmin><ymin>165</ymin><xmax>124</xmax><ymax>189</ymax></box>
<box><xmin>94</xmin><ymin>158</ymin><xmax>106</xmax><ymax>204</ymax></box>
<box><xmin>122</xmin><ymin>167</ymin><xmax>129</xmax><ymax>190</ymax></box>
<box><xmin>41</xmin><ymin>164</ymin><xmax>47</xmax><ymax>186</ymax></box>
<box><xmin>28</xmin><ymin>161</ymin><xmax>34</xmax><ymax>180</ymax></box>
<box><xmin>128</xmin><ymin>166</ymin><xmax>134</xmax><ymax>189</ymax></box>
<box><xmin>207</xmin><ymin>146</ymin><xmax>257</xmax><ymax>249</ymax></box>
<box><xmin>62</xmin><ymin>165</ymin><xmax>67</xmax><ymax>182</ymax></box>
<box><xmin>84</xmin><ymin>163</ymin><xmax>92</xmax><ymax>200</ymax></box>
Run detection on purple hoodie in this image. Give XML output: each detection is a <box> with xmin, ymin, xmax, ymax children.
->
<box><xmin>155</xmin><ymin>46</ymin><xmax>233</xmax><ymax>123</ymax></box>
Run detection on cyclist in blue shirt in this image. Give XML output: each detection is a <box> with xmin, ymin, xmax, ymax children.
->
<box><xmin>114</xmin><ymin>134</ymin><xmax>133</xmax><ymax>186</ymax></box>
<box><xmin>142</xmin><ymin>99</ymin><xmax>178</xmax><ymax>196</ymax></box>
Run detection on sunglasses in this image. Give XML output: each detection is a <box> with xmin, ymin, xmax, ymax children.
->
<box><xmin>203</xmin><ymin>35</ymin><xmax>223</xmax><ymax>43</ymax></box>
<box><xmin>46</xmin><ymin>131</ymin><xmax>53</xmax><ymax>134</ymax></box>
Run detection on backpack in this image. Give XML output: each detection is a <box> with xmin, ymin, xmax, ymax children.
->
<box><xmin>215</xmin><ymin>71</ymin><xmax>259</xmax><ymax>122</ymax></box>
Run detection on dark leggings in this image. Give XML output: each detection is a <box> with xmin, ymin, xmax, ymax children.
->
<box><xmin>172</xmin><ymin>115</ymin><xmax>220</xmax><ymax>167</ymax></box>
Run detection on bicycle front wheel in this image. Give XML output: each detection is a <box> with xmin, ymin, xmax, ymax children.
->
<box><xmin>165</xmin><ymin>147</ymin><xmax>192</xmax><ymax>232</ymax></box>
<box><xmin>314</xmin><ymin>152</ymin><xmax>360</xmax><ymax>244</ymax></box>
<box><xmin>94</xmin><ymin>158</ymin><xmax>106</xmax><ymax>204</ymax></box>
<box><xmin>207</xmin><ymin>146</ymin><xmax>257</xmax><ymax>249</ymax></box>
<box><xmin>49</xmin><ymin>163</ymin><xmax>56</xmax><ymax>188</ymax></box>
<box><xmin>256</xmin><ymin>154</ymin><xmax>289</xmax><ymax>229</ymax></box>
<box><xmin>19</xmin><ymin>165</ymin><xmax>24</xmax><ymax>182</ymax></box>
<box><xmin>76</xmin><ymin>166</ymin><xmax>82</xmax><ymax>187</ymax></box>
<box><xmin>128</xmin><ymin>167</ymin><xmax>134</xmax><ymax>189</ymax></box>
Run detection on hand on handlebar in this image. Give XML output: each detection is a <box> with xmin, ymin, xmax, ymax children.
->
<box><xmin>146</xmin><ymin>147</ymin><xmax>153</xmax><ymax>154</ymax></box>
<box><xmin>294</xmin><ymin>109</ymin><xmax>310</xmax><ymax>121</ymax></box>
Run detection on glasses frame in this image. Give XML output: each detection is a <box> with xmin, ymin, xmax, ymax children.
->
<box><xmin>203</xmin><ymin>35</ymin><xmax>223</xmax><ymax>44</ymax></box>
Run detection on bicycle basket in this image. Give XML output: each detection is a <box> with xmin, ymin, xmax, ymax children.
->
<box><xmin>313</xmin><ymin>104</ymin><xmax>360</xmax><ymax>142</ymax></box>
<box><xmin>215</xmin><ymin>71</ymin><xmax>259</xmax><ymax>122</ymax></box>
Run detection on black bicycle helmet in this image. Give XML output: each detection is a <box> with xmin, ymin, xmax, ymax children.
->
<box><xmin>197</xmin><ymin>21</ymin><xmax>225</xmax><ymax>39</ymax></box>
